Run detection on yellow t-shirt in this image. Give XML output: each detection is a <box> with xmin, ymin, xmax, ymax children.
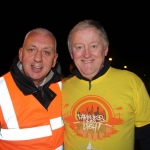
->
<box><xmin>62</xmin><ymin>67</ymin><xmax>150</xmax><ymax>150</ymax></box>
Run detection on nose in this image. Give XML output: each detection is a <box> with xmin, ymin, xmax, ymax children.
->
<box><xmin>83</xmin><ymin>47</ymin><xmax>91</xmax><ymax>58</ymax></box>
<box><xmin>34</xmin><ymin>51</ymin><xmax>42</xmax><ymax>62</ymax></box>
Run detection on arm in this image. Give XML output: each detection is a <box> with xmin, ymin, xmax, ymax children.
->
<box><xmin>135</xmin><ymin>124</ymin><xmax>150</xmax><ymax>150</ymax></box>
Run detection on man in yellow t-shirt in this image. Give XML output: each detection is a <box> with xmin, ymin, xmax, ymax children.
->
<box><xmin>62</xmin><ymin>20</ymin><xmax>150</xmax><ymax>150</ymax></box>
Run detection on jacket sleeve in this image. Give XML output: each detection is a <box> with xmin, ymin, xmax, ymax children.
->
<box><xmin>135</xmin><ymin>124</ymin><xmax>150</xmax><ymax>150</ymax></box>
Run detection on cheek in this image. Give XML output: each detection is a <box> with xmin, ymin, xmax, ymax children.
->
<box><xmin>72</xmin><ymin>52</ymin><xmax>81</xmax><ymax>59</ymax></box>
<box><xmin>96</xmin><ymin>50</ymin><xmax>105</xmax><ymax>58</ymax></box>
<box><xmin>45</xmin><ymin>56</ymin><xmax>57</xmax><ymax>68</ymax></box>
<box><xmin>21</xmin><ymin>56</ymin><xmax>30</xmax><ymax>65</ymax></box>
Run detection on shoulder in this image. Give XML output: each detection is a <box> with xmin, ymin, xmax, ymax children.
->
<box><xmin>0</xmin><ymin>72</ymin><xmax>12</xmax><ymax>81</ymax></box>
<box><xmin>109</xmin><ymin>67</ymin><xmax>141</xmax><ymax>78</ymax></box>
<box><xmin>108</xmin><ymin>67</ymin><xmax>144</xmax><ymax>85</ymax></box>
<box><xmin>62</xmin><ymin>75</ymin><xmax>76</xmax><ymax>85</ymax></box>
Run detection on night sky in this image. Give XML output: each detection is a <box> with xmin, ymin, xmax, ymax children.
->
<box><xmin>1</xmin><ymin>3</ymin><xmax>149</xmax><ymax>149</ymax></box>
<box><xmin>1</xmin><ymin>1</ymin><xmax>150</xmax><ymax>80</ymax></box>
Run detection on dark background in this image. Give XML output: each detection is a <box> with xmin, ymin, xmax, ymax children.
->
<box><xmin>1</xmin><ymin>1</ymin><xmax>150</xmax><ymax>94</ymax></box>
<box><xmin>1</xmin><ymin>2</ymin><xmax>149</xmax><ymax>149</ymax></box>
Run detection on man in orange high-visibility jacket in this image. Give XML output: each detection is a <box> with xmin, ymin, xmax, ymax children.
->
<box><xmin>0</xmin><ymin>28</ymin><xmax>64</xmax><ymax>150</ymax></box>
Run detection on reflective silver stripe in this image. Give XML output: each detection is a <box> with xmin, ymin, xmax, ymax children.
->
<box><xmin>58</xmin><ymin>81</ymin><xmax>62</xmax><ymax>90</ymax></box>
<box><xmin>0</xmin><ymin>77</ymin><xmax>19</xmax><ymax>128</ymax></box>
<box><xmin>55</xmin><ymin>144</ymin><xmax>63</xmax><ymax>150</ymax></box>
<box><xmin>50</xmin><ymin>117</ymin><xmax>64</xmax><ymax>130</ymax></box>
<box><xmin>0</xmin><ymin>78</ymin><xmax>64</xmax><ymax>141</ymax></box>
<box><xmin>0</xmin><ymin>125</ymin><xmax>52</xmax><ymax>140</ymax></box>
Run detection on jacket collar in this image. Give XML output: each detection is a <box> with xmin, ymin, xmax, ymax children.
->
<box><xmin>10</xmin><ymin>56</ymin><xmax>61</xmax><ymax>109</ymax></box>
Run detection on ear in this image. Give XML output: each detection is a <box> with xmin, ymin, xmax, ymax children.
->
<box><xmin>70</xmin><ymin>52</ymin><xmax>73</xmax><ymax>59</ymax></box>
<box><xmin>52</xmin><ymin>53</ymin><xmax>58</xmax><ymax>67</ymax></box>
<box><xmin>104</xmin><ymin>46</ymin><xmax>109</xmax><ymax>56</ymax></box>
<box><xmin>18</xmin><ymin>48</ymin><xmax>23</xmax><ymax>62</ymax></box>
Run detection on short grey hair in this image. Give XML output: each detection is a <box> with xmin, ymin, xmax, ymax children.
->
<box><xmin>67</xmin><ymin>20</ymin><xmax>109</xmax><ymax>52</ymax></box>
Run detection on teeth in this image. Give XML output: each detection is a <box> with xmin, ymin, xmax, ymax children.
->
<box><xmin>32</xmin><ymin>66</ymin><xmax>41</xmax><ymax>69</ymax></box>
<box><xmin>35</xmin><ymin>67</ymin><xmax>41</xmax><ymax>69</ymax></box>
<box><xmin>83</xmin><ymin>60</ymin><xmax>92</xmax><ymax>63</ymax></box>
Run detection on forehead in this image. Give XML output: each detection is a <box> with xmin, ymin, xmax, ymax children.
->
<box><xmin>71</xmin><ymin>27</ymin><xmax>101</xmax><ymax>43</ymax></box>
<box><xmin>24</xmin><ymin>32</ymin><xmax>55</xmax><ymax>47</ymax></box>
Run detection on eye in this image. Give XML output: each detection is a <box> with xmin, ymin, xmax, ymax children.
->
<box><xmin>28</xmin><ymin>48</ymin><xmax>36</xmax><ymax>53</ymax></box>
<box><xmin>74</xmin><ymin>45</ymin><xmax>84</xmax><ymax>51</ymax></box>
<box><xmin>77</xmin><ymin>46</ymin><xmax>83</xmax><ymax>50</ymax></box>
<box><xmin>43</xmin><ymin>50</ymin><xmax>50</xmax><ymax>55</ymax></box>
<box><xmin>91</xmin><ymin>44</ymin><xmax>97</xmax><ymax>49</ymax></box>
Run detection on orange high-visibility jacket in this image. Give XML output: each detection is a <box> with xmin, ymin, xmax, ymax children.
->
<box><xmin>0</xmin><ymin>72</ymin><xmax>64</xmax><ymax>150</ymax></box>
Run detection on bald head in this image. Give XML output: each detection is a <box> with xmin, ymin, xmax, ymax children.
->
<box><xmin>23</xmin><ymin>28</ymin><xmax>57</xmax><ymax>52</ymax></box>
<box><xmin>19</xmin><ymin>27</ymin><xmax>58</xmax><ymax>86</ymax></box>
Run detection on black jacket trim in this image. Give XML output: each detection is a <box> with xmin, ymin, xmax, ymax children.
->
<box><xmin>10</xmin><ymin>56</ymin><xmax>61</xmax><ymax>109</ymax></box>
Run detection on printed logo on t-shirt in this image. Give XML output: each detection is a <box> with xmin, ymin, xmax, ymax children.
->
<box><xmin>64</xmin><ymin>95</ymin><xmax>123</xmax><ymax>140</ymax></box>
<box><xmin>79</xmin><ymin>141</ymin><xmax>101</xmax><ymax>150</ymax></box>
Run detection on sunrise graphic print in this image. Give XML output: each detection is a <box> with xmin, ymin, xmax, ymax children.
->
<box><xmin>64</xmin><ymin>95</ymin><xmax>124</xmax><ymax>140</ymax></box>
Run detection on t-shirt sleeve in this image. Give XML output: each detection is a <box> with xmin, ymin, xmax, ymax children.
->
<box><xmin>134</xmin><ymin>82</ymin><xmax>150</xmax><ymax>127</ymax></box>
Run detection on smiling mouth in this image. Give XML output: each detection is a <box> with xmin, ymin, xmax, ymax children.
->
<box><xmin>82</xmin><ymin>60</ymin><xmax>93</xmax><ymax>63</ymax></box>
<box><xmin>32</xmin><ymin>65</ymin><xmax>42</xmax><ymax>69</ymax></box>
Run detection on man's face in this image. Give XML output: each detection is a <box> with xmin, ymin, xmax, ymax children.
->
<box><xmin>70</xmin><ymin>27</ymin><xmax>108</xmax><ymax>80</ymax></box>
<box><xmin>19</xmin><ymin>32</ymin><xmax>58</xmax><ymax>86</ymax></box>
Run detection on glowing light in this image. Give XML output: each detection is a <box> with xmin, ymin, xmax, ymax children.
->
<box><xmin>108</xmin><ymin>58</ymin><xmax>112</xmax><ymax>61</ymax></box>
